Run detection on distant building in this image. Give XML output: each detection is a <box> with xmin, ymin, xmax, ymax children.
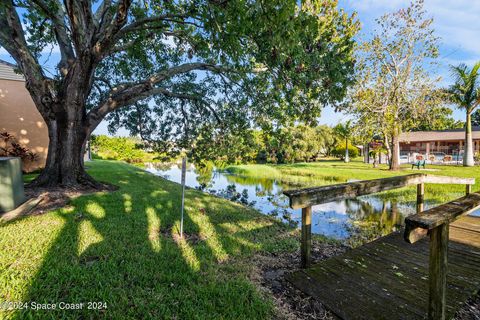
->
<box><xmin>0</xmin><ymin>59</ymin><xmax>48</xmax><ymax>172</ymax></box>
<box><xmin>399</xmin><ymin>128</ymin><xmax>476</xmax><ymax>163</ymax></box>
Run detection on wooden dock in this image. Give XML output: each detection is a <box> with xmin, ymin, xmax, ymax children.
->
<box><xmin>283</xmin><ymin>174</ymin><xmax>480</xmax><ymax>319</ymax></box>
<box><xmin>288</xmin><ymin>216</ymin><xmax>480</xmax><ymax>320</ymax></box>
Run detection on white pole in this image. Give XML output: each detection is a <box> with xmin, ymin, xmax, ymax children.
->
<box><xmin>180</xmin><ymin>156</ymin><xmax>187</xmax><ymax>237</ymax></box>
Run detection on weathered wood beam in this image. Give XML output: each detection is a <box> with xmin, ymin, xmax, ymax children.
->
<box><xmin>422</xmin><ymin>175</ymin><xmax>474</xmax><ymax>185</ymax></box>
<box><xmin>404</xmin><ymin>193</ymin><xmax>480</xmax><ymax>243</ymax></box>
<box><xmin>428</xmin><ymin>223</ymin><xmax>449</xmax><ymax>320</ymax></box>
<box><xmin>301</xmin><ymin>206</ymin><xmax>312</xmax><ymax>268</ymax></box>
<box><xmin>417</xmin><ymin>183</ymin><xmax>424</xmax><ymax>214</ymax></box>
<box><xmin>283</xmin><ymin>174</ymin><xmax>474</xmax><ymax>210</ymax></box>
<box><xmin>284</xmin><ymin>174</ymin><xmax>424</xmax><ymax>209</ymax></box>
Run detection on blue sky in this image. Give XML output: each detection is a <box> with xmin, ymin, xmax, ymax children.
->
<box><xmin>1</xmin><ymin>1</ymin><xmax>479</xmax><ymax>135</ymax></box>
<box><xmin>325</xmin><ymin>0</ymin><xmax>480</xmax><ymax>126</ymax></box>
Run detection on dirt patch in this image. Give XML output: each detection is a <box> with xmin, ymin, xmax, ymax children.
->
<box><xmin>250</xmin><ymin>240</ymin><xmax>347</xmax><ymax>320</ymax></box>
<box><xmin>160</xmin><ymin>226</ymin><xmax>207</xmax><ymax>245</ymax></box>
<box><xmin>251</xmin><ymin>239</ymin><xmax>480</xmax><ymax>319</ymax></box>
<box><xmin>19</xmin><ymin>183</ymin><xmax>118</xmax><ymax>217</ymax></box>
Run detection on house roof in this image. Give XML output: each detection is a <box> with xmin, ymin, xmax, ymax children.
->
<box><xmin>400</xmin><ymin>127</ymin><xmax>480</xmax><ymax>143</ymax></box>
<box><xmin>0</xmin><ymin>59</ymin><xmax>25</xmax><ymax>81</ymax></box>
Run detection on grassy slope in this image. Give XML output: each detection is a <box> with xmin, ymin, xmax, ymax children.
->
<box><xmin>227</xmin><ymin>160</ymin><xmax>480</xmax><ymax>206</ymax></box>
<box><xmin>0</xmin><ymin>161</ymin><xmax>298</xmax><ymax>319</ymax></box>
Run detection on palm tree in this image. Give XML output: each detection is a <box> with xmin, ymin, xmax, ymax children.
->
<box><xmin>448</xmin><ymin>62</ymin><xmax>480</xmax><ymax>167</ymax></box>
<box><xmin>334</xmin><ymin>120</ymin><xmax>354</xmax><ymax>163</ymax></box>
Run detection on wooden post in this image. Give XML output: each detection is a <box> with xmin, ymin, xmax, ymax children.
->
<box><xmin>466</xmin><ymin>184</ymin><xmax>472</xmax><ymax>195</ymax></box>
<box><xmin>417</xmin><ymin>183</ymin><xmax>424</xmax><ymax>214</ymax></box>
<box><xmin>301</xmin><ymin>206</ymin><xmax>312</xmax><ymax>268</ymax></box>
<box><xmin>428</xmin><ymin>223</ymin><xmax>449</xmax><ymax>320</ymax></box>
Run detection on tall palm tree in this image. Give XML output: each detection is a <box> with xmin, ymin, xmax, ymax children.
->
<box><xmin>448</xmin><ymin>62</ymin><xmax>480</xmax><ymax>167</ymax></box>
<box><xmin>334</xmin><ymin>120</ymin><xmax>354</xmax><ymax>163</ymax></box>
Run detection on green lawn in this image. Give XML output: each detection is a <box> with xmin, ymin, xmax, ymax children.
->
<box><xmin>226</xmin><ymin>160</ymin><xmax>480</xmax><ymax>206</ymax></box>
<box><xmin>1</xmin><ymin>161</ymin><xmax>298</xmax><ymax>319</ymax></box>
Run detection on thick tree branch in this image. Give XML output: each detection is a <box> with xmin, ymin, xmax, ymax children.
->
<box><xmin>114</xmin><ymin>14</ymin><xmax>203</xmax><ymax>40</ymax></box>
<box><xmin>28</xmin><ymin>0</ymin><xmax>75</xmax><ymax>74</ymax></box>
<box><xmin>94</xmin><ymin>0</ymin><xmax>132</xmax><ymax>58</ymax></box>
<box><xmin>86</xmin><ymin>61</ymin><xmax>228</xmax><ymax>131</ymax></box>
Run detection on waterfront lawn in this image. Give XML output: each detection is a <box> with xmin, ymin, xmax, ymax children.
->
<box><xmin>1</xmin><ymin>161</ymin><xmax>298</xmax><ymax>319</ymax></box>
<box><xmin>227</xmin><ymin>160</ymin><xmax>480</xmax><ymax>206</ymax></box>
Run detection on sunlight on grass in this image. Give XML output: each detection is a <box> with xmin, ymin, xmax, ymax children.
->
<box><xmin>173</xmin><ymin>232</ymin><xmax>201</xmax><ymax>272</ymax></box>
<box><xmin>189</xmin><ymin>210</ymin><xmax>228</xmax><ymax>263</ymax></box>
<box><xmin>146</xmin><ymin>207</ymin><xmax>161</xmax><ymax>252</ymax></box>
<box><xmin>0</xmin><ymin>213</ymin><xmax>65</xmax><ymax>319</ymax></box>
<box><xmin>77</xmin><ymin>220</ymin><xmax>103</xmax><ymax>256</ymax></box>
<box><xmin>2</xmin><ymin>161</ymin><xmax>293</xmax><ymax>319</ymax></box>
<box><xmin>85</xmin><ymin>201</ymin><xmax>106</xmax><ymax>218</ymax></box>
<box><xmin>122</xmin><ymin>194</ymin><xmax>133</xmax><ymax>213</ymax></box>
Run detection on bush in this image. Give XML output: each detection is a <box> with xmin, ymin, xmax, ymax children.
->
<box><xmin>0</xmin><ymin>131</ymin><xmax>38</xmax><ymax>164</ymax></box>
<box><xmin>331</xmin><ymin>143</ymin><xmax>359</xmax><ymax>159</ymax></box>
<box><xmin>90</xmin><ymin>135</ymin><xmax>155</xmax><ymax>163</ymax></box>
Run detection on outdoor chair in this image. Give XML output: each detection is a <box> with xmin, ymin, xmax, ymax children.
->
<box><xmin>412</xmin><ymin>159</ymin><xmax>426</xmax><ymax>170</ymax></box>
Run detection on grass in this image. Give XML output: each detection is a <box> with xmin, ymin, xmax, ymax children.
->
<box><xmin>1</xmin><ymin>161</ymin><xmax>300</xmax><ymax>319</ymax></box>
<box><xmin>226</xmin><ymin>160</ymin><xmax>480</xmax><ymax>207</ymax></box>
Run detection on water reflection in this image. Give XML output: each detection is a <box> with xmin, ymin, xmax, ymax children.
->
<box><xmin>145</xmin><ymin>162</ymin><xmax>415</xmax><ymax>241</ymax></box>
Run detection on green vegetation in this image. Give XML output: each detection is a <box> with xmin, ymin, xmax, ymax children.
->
<box><xmin>3</xmin><ymin>0</ymin><xmax>358</xmax><ymax>188</ymax></box>
<box><xmin>1</xmin><ymin>161</ymin><xmax>299</xmax><ymax>319</ymax></box>
<box><xmin>447</xmin><ymin>62</ymin><xmax>480</xmax><ymax>167</ymax></box>
<box><xmin>90</xmin><ymin>135</ymin><xmax>158</xmax><ymax>164</ymax></box>
<box><xmin>227</xmin><ymin>160</ymin><xmax>478</xmax><ymax>206</ymax></box>
<box><xmin>192</xmin><ymin>125</ymin><xmax>350</xmax><ymax>166</ymax></box>
<box><xmin>346</xmin><ymin>0</ymin><xmax>443</xmax><ymax>170</ymax></box>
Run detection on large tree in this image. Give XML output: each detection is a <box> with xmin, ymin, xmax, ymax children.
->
<box><xmin>0</xmin><ymin>0</ymin><xmax>358</xmax><ymax>188</ymax></box>
<box><xmin>345</xmin><ymin>0</ymin><xmax>441</xmax><ymax>170</ymax></box>
<box><xmin>447</xmin><ymin>62</ymin><xmax>480</xmax><ymax>167</ymax></box>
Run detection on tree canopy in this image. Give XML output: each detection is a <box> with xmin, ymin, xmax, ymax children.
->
<box><xmin>0</xmin><ymin>0</ymin><xmax>359</xmax><ymax>187</ymax></box>
<box><xmin>344</xmin><ymin>0</ymin><xmax>442</xmax><ymax>170</ymax></box>
<box><xmin>447</xmin><ymin>62</ymin><xmax>480</xmax><ymax>166</ymax></box>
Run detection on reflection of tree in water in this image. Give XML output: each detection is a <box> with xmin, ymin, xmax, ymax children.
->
<box><xmin>194</xmin><ymin>162</ymin><xmax>214</xmax><ymax>190</ymax></box>
<box><xmin>224</xmin><ymin>174</ymin><xmax>276</xmax><ymax>192</ymax></box>
<box><xmin>344</xmin><ymin>198</ymin><xmax>404</xmax><ymax>247</ymax></box>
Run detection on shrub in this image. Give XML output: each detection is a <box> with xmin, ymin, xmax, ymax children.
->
<box><xmin>331</xmin><ymin>143</ymin><xmax>359</xmax><ymax>159</ymax></box>
<box><xmin>90</xmin><ymin>135</ymin><xmax>154</xmax><ymax>163</ymax></box>
<box><xmin>0</xmin><ymin>131</ymin><xmax>38</xmax><ymax>163</ymax></box>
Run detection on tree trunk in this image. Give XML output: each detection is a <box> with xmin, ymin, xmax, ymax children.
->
<box><xmin>344</xmin><ymin>138</ymin><xmax>350</xmax><ymax>163</ymax></box>
<box><xmin>390</xmin><ymin>130</ymin><xmax>401</xmax><ymax>171</ymax></box>
<box><xmin>29</xmin><ymin>102</ymin><xmax>99</xmax><ymax>189</ymax></box>
<box><xmin>383</xmin><ymin>134</ymin><xmax>392</xmax><ymax>166</ymax></box>
<box><xmin>464</xmin><ymin>111</ymin><xmax>475</xmax><ymax>167</ymax></box>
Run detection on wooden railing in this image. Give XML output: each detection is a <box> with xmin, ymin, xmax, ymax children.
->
<box><xmin>404</xmin><ymin>192</ymin><xmax>480</xmax><ymax>320</ymax></box>
<box><xmin>283</xmin><ymin>173</ymin><xmax>475</xmax><ymax>269</ymax></box>
<box><xmin>283</xmin><ymin>173</ymin><xmax>476</xmax><ymax>320</ymax></box>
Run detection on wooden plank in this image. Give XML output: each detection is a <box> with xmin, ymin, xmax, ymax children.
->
<box><xmin>417</xmin><ymin>183</ymin><xmax>425</xmax><ymax>213</ymax></box>
<box><xmin>428</xmin><ymin>224</ymin><xmax>449</xmax><ymax>320</ymax></box>
<box><xmin>284</xmin><ymin>174</ymin><xmax>474</xmax><ymax>209</ymax></box>
<box><xmin>284</xmin><ymin>174</ymin><xmax>424</xmax><ymax>209</ymax></box>
<box><xmin>466</xmin><ymin>184</ymin><xmax>472</xmax><ymax>195</ymax></box>
<box><xmin>405</xmin><ymin>193</ymin><xmax>480</xmax><ymax>242</ymax></box>
<box><xmin>288</xmin><ymin>232</ymin><xmax>480</xmax><ymax>320</ymax></box>
<box><xmin>301</xmin><ymin>206</ymin><xmax>312</xmax><ymax>268</ymax></box>
<box><xmin>422</xmin><ymin>175</ymin><xmax>474</xmax><ymax>185</ymax></box>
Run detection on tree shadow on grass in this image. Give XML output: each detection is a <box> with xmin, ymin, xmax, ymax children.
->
<box><xmin>12</xmin><ymin>164</ymin><xmax>290</xmax><ymax>319</ymax></box>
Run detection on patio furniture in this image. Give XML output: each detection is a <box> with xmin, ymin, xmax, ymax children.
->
<box><xmin>412</xmin><ymin>159</ymin><xmax>426</xmax><ymax>170</ymax></box>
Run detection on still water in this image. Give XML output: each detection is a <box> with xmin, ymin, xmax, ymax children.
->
<box><xmin>145</xmin><ymin>162</ymin><xmax>418</xmax><ymax>242</ymax></box>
